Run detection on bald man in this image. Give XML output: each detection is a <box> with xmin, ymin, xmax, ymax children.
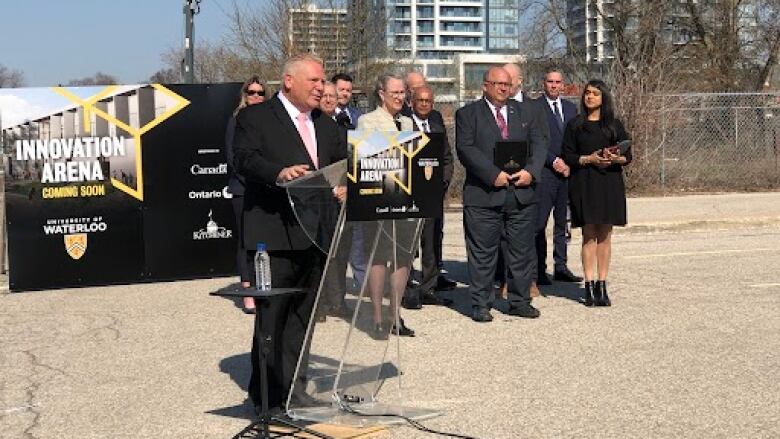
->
<box><xmin>503</xmin><ymin>63</ymin><xmax>525</xmax><ymax>102</ymax></box>
<box><xmin>455</xmin><ymin>66</ymin><xmax>548</xmax><ymax>322</ymax></box>
<box><xmin>402</xmin><ymin>70</ymin><xmax>426</xmax><ymax>117</ymax></box>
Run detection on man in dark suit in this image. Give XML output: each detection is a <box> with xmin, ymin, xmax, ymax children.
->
<box><xmin>402</xmin><ymin>85</ymin><xmax>455</xmax><ymax>308</ymax></box>
<box><xmin>456</xmin><ymin>66</ymin><xmax>548</xmax><ymax>322</ymax></box>
<box><xmin>534</xmin><ymin>69</ymin><xmax>583</xmax><ymax>286</ymax></box>
<box><xmin>504</xmin><ymin>62</ymin><xmax>527</xmax><ymax>103</ymax></box>
<box><xmin>234</xmin><ymin>54</ymin><xmax>347</xmax><ymax>412</ymax></box>
<box><xmin>400</xmin><ymin>72</ymin><xmax>458</xmax><ymax>293</ymax></box>
<box><xmin>332</xmin><ymin>73</ymin><xmax>362</xmax><ymax>130</ymax></box>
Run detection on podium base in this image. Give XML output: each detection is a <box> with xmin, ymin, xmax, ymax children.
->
<box><xmin>288</xmin><ymin>402</ymin><xmax>442</xmax><ymax>426</ymax></box>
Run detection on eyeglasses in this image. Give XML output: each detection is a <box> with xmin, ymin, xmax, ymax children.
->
<box><xmin>485</xmin><ymin>81</ymin><xmax>511</xmax><ymax>88</ymax></box>
<box><xmin>383</xmin><ymin>90</ymin><xmax>406</xmax><ymax>97</ymax></box>
<box><xmin>245</xmin><ymin>90</ymin><xmax>265</xmax><ymax>96</ymax></box>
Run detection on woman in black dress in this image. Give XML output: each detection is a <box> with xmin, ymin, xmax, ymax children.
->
<box><xmin>562</xmin><ymin>80</ymin><xmax>631</xmax><ymax>307</ymax></box>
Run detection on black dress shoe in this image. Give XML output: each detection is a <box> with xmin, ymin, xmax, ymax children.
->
<box><xmin>507</xmin><ymin>304</ymin><xmax>540</xmax><ymax>318</ymax></box>
<box><xmin>401</xmin><ymin>294</ymin><xmax>422</xmax><ymax>310</ymax></box>
<box><xmin>471</xmin><ymin>307</ymin><xmax>493</xmax><ymax>322</ymax></box>
<box><xmin>254</xmin><ymin>404</ymin><xmax>285</xmax><ymax>418</ymax></box>
<box><xmin>554</xmin><ymin>267</ymin><xmax>584</xmax><ymax>282</ymax></box>
<box><xmin>391</xmin><ymin>318</ymin><xmax>415</xmax><ymax>337</ymax></box>
<box><xmin>326</xmin><ymin>304</ymin><xmax>352</xmax><ymax>318</ymax></box>
<box><xmin>435</xmin><ymin>276</ymin><xmax>457</xmax><ymax>291</ymax></box>
<box><xmin>420</xmin><ymin>290</ymin><xmax>453</xmax><ymax>306</ymax></box>
<box><xmin>537</xmin><ymin>273</ymin><xmax>553</xmax><ymax>285</ymax></box>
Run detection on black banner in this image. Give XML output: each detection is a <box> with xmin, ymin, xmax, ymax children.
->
<box><xmin>346</xmin><ymin>131</ymin><xmax>444</xmax><ymax>221</ymax></box>
<box><xmin>2</xmin><ymin>83</ymin><xmax>242</xmax><ymax>291</ymax></box>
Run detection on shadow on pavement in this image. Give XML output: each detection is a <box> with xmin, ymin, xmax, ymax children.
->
<box><xmin>539</xmin><ymin>281</ymin><xmax>586</xmax><ymax>305</ymax></box>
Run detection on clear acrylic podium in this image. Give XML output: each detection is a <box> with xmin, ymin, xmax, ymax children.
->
<box><xmin>278</xmin><ymin>144</ymin><xmax>443</xmax><ymax>426</ymax></box>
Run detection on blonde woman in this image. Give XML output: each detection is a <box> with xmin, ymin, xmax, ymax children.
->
<box><xmin>226</xmin><ymin>76</ymin><xmax>266</xmax><ymax>313</ymax></box>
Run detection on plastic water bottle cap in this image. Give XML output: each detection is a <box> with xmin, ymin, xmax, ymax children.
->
<box><xmin>256</xmin><ymin>243</ymin><xmax>266</xmax><ymax>252</ymax></box>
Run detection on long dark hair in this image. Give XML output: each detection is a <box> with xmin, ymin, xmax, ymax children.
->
<box><xmin>573</xmin><ymin>79</ymin><xmax>618</xmax><ymax>143</ymax></box>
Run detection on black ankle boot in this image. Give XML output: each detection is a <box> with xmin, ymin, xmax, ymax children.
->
<box><xmin>595</xmin><ymin>280</ymin><xmax>611</xmax><ymax>307</ymax></box>
<box><xmin>584</xmin><ymin>281</ymin><xmax>596</xmax><ymax>307</ymax></box>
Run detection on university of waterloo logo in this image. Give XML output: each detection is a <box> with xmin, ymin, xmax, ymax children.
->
<box><xmin>64</xmin><ymin>234</ymin><xmax>88</xmax><ymax>260</ymax></box>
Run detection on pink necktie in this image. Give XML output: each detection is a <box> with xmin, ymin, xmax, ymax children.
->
<box><xmin>296</xmin><ymin>112</ymin><xmax>318</xmax><ymax>168</ymax></box>
<box><xmin>495</xmin><ymin>108</ymin><xmax>509</xmax><ymax>140</ymax></box>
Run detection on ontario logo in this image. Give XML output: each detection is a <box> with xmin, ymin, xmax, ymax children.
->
<box><xmin>43</xmin><ymin>217</ymin><xmax>108</xmax><ymax>260</ymax></box>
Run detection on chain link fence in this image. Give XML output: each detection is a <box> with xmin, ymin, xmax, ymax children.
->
<box><xmin>630</xmin><ymin>93</ymin><xmax>780</xmax><ymax>193</ymax></box>
<box><xmin>432</xmin><ymin>93</ymin><xmax>780</xmax><ymax>201</ymax></box>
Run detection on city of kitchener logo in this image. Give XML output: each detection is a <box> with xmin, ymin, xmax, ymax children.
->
<box><xmin>193</xmin><ymin>210</ymin><xmax>232</xmax><ymax>240</ymax></box>
<box><xmin>64</xmin><ymin>233</ymin><xmax>88</xmax><ymax>260</ymax></box>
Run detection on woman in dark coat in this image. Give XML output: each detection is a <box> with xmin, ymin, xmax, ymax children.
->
<box><xmin>225</xmin><ymin>76</ymin><xmax>266</xmax><ymax>313</ymax></box>
<box><xmin>562</xmin><ymin>80</ymin><xmax>631</xmax><ymax>307</ymax></box>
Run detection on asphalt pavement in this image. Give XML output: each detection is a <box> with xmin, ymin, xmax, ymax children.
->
<box><xmin>1</xmin><ymin>192</ymin><xmax>779</xmax><ymax>439</ymax></box>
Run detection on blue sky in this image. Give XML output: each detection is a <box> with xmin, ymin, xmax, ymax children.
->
<box><xmin>0</xmin><ymin>0</ymin><xmax>243</xmax><ymax>86</ymax></box>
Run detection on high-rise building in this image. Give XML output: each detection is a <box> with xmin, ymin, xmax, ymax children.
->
<box><xmin>354</xmin><ymin>0</ymin><xmax>521</xmax><ymax>99</ymax></box>
<box><xmin>289</xmin><ymin>3</ymin><xmax>349</xmax><ymax>74</ymax></box>
<box><xmin>566</xmin><ymin>0</ymin><xmax>759</xmax><ymax>63</ymax></box>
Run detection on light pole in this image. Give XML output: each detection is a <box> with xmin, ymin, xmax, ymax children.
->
<box><xmin>182</xmin><ymin>0</ymin><xmax>202</xmax><ymax>83</ymax></box>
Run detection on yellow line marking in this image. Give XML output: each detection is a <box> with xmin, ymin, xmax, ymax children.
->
<box><xmin>625</xmin><ymin>248</ymin><xmax>777</xmax><ymax>259</ymax></box>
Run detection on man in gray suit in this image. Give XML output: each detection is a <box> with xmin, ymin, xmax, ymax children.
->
<box><xmin>456</xmin><ymin>66</ymin><xmax>548</xmax><ymax>322</ymax></box>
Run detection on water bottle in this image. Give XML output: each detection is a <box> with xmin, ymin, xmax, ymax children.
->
<box><xmin>254</xmin><ymin>243</ymin><xmax>272</xmax><ymax>291</ymax></box>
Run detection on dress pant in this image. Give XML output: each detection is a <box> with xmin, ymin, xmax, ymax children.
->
<box><xmin>464</xmin><ymin>189</ymin><xmax>537</xmax><ymax>310</ymax></box>
<box><xmin>419</xmin><ymin>215</ymin><xmax>444</xmax><ymax>293</ymax></box>
<box><xmin>248</xmin><ymin>246</ymin><xmax>324</xmax><ymax>410</ymax></box>
<box><xmin>321</xmin><ymin>223</ymin><xmax>353</xmax><ymax>309</ymax></box>
<box><xmin>535</xmin><ymin>168</ymin><xmax>569</xmax><ymax>276</ymax></box>
<box><xmin>231</xmin><ymin>195</ymin><xmax>251</xmax><ymax>283</ymax></box>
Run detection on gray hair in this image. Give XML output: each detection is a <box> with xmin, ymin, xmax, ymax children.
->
<box><xmin>281</xmin><ymin>54</ymin><xmax>324</xmax><ymax>80</ymax></box>
<box><xmin>374</xmin><ymin>73</ymin><xmax>404</xmax><ymax>101</ymax></box>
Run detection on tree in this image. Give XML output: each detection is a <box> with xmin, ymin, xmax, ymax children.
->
<box><xmin>148</xmin><ymin>68</ymin><xmax>180</xmax><ymax>84</ymax></box>
<box><xmin>67</xmin><ymin>72</ymin><xmax>119</xmax><ymax>86</ymax></box>
<box><xmin>0</xmin><ymin>64</ymin><xmax>25</xmax><ymax>88</ymax></box>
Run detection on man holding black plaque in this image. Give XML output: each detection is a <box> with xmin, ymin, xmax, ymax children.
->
<box><xmin>456</xmin><ymin>66</ymin><xmax>548</xmax><ymax>322</ymax></box>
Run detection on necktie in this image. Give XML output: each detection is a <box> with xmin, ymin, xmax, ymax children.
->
<box><xmin>421</xmin><ymin>119</ymin><xmax>429</xmax><ymax>133</ymax></box>
<box><xmin>296</xmin><ymin>112</ymin><xmax>318</xmax><ymax>168</ymax></box>
<box><xmin>495</xmin><ymin>107</ymin><xmax>509</xmax><ymax>140</ymax></box>
<box><xmin>394</xmin><ymin>118</ymin><xmax>402</xmax><ymax>131</ymax></box>
<box><xmin>552</xmin><ymin>101</ymin><xmax>564</xmax><ymax>131</ymax></box>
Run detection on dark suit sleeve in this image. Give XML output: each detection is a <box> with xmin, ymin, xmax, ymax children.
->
<box><xmin>234</xmin><ymin>107</ymin><xmax>285</xmax><ymax>186</ymax></box>
<box><xmin>332</xmin><ymin>120</ymin><xmax>348</xmax><ymax>162</ymax></box>
<box><xmin>524</xmin><ymin>102</ymin><xmax>548</xmax><ymax>183</ymax></box>
<box><xmin>225</xmin><ymin>116</ymin><xmax>236</xmax><ymax>166</ymax></box>
<box><xmin>537</xmin><ymin>100</ymin><xmax>557</xmax><ymax>167</ymax></box>
<box><xmin>455</xmin><ymin>105</ymin><xmax>500</xmax><ymax>187</ymax></box>
<box><xmin>432</xmin><ymin>111</ymin><xmax>453</xmax><ymax>187</ymax></box>
<box><xmin>562</xmin><ymin>122</ymin><xmax>580</xmax><ymax>168</ymax></box>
